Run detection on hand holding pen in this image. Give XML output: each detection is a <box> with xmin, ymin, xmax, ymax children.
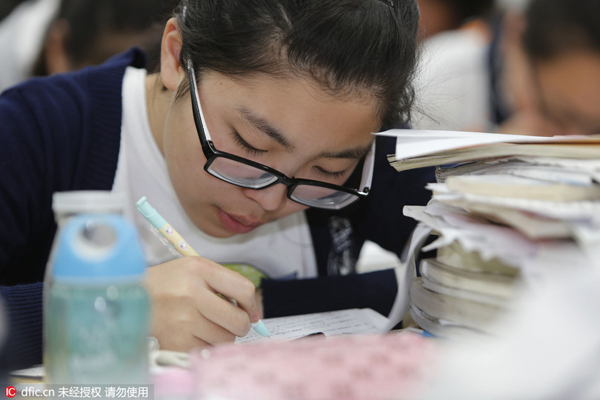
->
<box><xmin>136</xmin><ymin>196</ymin><xmax>269</xmax><ymax>351</ymax></box>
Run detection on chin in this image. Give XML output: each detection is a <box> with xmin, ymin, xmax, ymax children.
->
<box><xmin>208</xmin><ymin>228</ymin><xmax>239</xmax><ymax>239</ymax></box>
<box><xmin>197</xmin><ymin>222</ymin><xmax>239</xmax><ymax>239</ymax></box>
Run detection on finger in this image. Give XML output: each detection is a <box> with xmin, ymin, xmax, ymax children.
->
<box><xmin>194</xmin><ymin>286</ymin><xmax>252</xmax><ymax>338</ymax></box>
<box><xmin>156</xmin><ymin>330</ymin><xmax>212</xmax><ymax>353</ymax></box>
<box><xmin>191</xmin><ymin>309</ymin><xmax>239</xmax><ymax>345</ymax></box>
<box><xmin>199</xmin><ymin>260</ymin><xmax>262</xmax><ymax>322</ymax></box>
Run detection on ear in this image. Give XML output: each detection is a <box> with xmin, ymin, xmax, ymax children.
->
<box><xmin>160</xmin><ymin>18</ymin><xmax>184</xmax><ymax>91</ymax></box>
<box><xmin>44</xmin><ymin>19</ymin><xmax>71</xmax><ymax>74</ymax></box>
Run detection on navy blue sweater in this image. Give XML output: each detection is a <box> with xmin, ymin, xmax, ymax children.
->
<box><xmin>0</xmin><ymin>49</ymin><xmax>433</xmax><ymax>369</ymax></box>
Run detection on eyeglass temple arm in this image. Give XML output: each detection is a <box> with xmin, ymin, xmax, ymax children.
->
<box><xmin>187</xmin><ymin>61</ymin><xmax>214</xmax><ymax>142</ymax></box>
<box><xmin>359</xmin><ymin>139</ymin><xmax>376</xmax><ymax>194</ymax></box>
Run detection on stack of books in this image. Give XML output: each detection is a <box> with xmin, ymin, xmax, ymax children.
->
<box><xmin>381</xmin><ymin>130</ymin><xmax>600</xmax><ymax>339</ymax></box>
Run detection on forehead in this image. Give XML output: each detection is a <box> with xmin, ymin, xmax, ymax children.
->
<box><xmin>198</xmin><ymin>71</ymin><xmax>382</xmax><ymax>149</ymax></box>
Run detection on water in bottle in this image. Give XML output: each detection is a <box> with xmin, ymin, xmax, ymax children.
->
<box><xmin>45</xmin><ymin>214</ymin><xmax>150</xmax><ymax>384</ymax></box>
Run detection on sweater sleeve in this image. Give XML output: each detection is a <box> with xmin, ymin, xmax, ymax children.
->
<box><xmin>0</xmin><ymin>88</ymin><xmax>53</xmax><ymax>368</ymax></box>
<box><xmin>0</xmin><ymin>82</ymin><xmax>87</xmax><ymax>368</ymax></box>
<box><xmin>0</xmin><ymin>283</ymin><xmax>43</xmax><ymax>370</ymax></box>
<box><xmin>261</xmin><ymin>269</ymin><xmax>398</xmax><ymax>318</ymax></box>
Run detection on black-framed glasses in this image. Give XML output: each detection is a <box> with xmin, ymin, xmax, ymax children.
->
<box><xmin>187</xmin><ymin>60</ymin><xmax>375</xmax><ymax>210</ymax></box>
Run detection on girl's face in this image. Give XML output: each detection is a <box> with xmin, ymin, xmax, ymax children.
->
<box><xmin>533</xmin><ymin>51</ymin><xmax>600</xmax><ymax>136</ymax></box>
<box><xmin>160</xmin><ymin>71</ymin><xmax>381</xmax><ymax>238</ymax></box>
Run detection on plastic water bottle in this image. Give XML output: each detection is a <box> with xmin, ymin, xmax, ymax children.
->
<box><xmin>44</xmin><ymin>191</ymin><xmax>125</xmax><ymax>301</ymax></box>
<box><xmin>45</xmin><ymin>214</ymin><xmax>150</xmax><ymax>384</ymax></box>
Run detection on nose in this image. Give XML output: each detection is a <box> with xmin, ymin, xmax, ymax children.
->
<box><xmin>242</xmin><ymin>183</ymin><xmax>288</xmax><ymax>211</ymax></box>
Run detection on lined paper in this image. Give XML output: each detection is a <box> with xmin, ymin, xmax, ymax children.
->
<box><xmin>236</xmin><ymin>308</ymin><xmax>389</xmax><ymax>344</ymax></box>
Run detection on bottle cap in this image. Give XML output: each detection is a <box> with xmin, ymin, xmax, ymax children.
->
<box><xmin>52</xmin><ymin>191</ymin><xmax>125</xmax><ymax>227</ymax></box>
<box><xmin>52</xmin><ymin>214</ymin><xmax>146</xmax><ymax>280</ymax></box>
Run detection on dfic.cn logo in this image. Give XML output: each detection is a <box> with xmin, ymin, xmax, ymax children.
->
<box><xmin>5</xmin><ymin>386</ymin><xmax>16</xmax><ymax>398</ymax></box>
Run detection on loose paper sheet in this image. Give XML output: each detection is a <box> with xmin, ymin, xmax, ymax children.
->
<box><xmin>382</xmin><ymin>223</ymin><xmax>433</xmax><ymax>332</ymax></box>
<box><xmin>376</xmin><ymin>129</ymin><xmax>600</xmax><ymax>161</ymax></box>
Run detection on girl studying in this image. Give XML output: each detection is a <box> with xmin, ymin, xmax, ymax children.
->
<box><xmin>0</xmin><ymin>0</ymin><xmax>432</xmax><ymax>368</ymax></box>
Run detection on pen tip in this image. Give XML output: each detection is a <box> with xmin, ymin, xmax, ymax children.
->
<box><xmin>251</xmin><ymin>320</ymin><xmax>270</xmax><ymax>338</ymax></box>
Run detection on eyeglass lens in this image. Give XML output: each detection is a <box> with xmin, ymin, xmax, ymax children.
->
<box><xmin>291</xmin><ymin>185</ymin><xmax>359</xmax><ymax>209</ymax></box>
<box><xmin>208</xmin><ymin>157</ymin><xmax>278</xmax><ymax>189</ymax></box>
<box><xmin>207</xmin><ymin>157</ymin><xmax>359</xmax><ymax>209</ymax></box>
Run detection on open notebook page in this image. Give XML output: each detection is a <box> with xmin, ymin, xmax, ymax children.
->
<box><xmin>235</xmin><ymin>308</ymin><xmax>389</xmax><ymax>344</ymax></box>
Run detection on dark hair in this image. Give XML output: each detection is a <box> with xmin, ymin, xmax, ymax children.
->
<box><xmin>174</xmin><ymin>0</ymin><xmax>420</xmax><ymax>127</ymax></box>
<box><xmin>33</xmin><ymin>0</ymin><xmax>175</xmax><ymax>75</ymax></box>
<box><xmin>524</xmin><ymin>0</ymin><xmax>600</xmax><ymax>62</ymax></box>
<box><xmin>0</xmin><ymin>0</ymin><xmax>27</xmax><ymax>23</ymax></box>
<box><xmin>444</xmin><ymin>0</ymin><xmax>495</xmax><ymax>26</ymax></box>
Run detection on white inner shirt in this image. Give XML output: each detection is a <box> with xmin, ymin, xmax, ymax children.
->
<box><xmin>112</xmin><ymin>66</ymin><xmax>317</xmax><ymax>280</ymax></box>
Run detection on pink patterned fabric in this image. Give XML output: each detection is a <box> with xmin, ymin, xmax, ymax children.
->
<box><xmin>190</xmin><ymin>333</ymin><xmax>437</xmax><ymax>400</ymax></box>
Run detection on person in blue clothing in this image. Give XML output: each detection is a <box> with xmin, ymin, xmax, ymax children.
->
<box><xmin>0</xmin><ymin>0</ymin><xmax>433</xmax><ymax>368</ymax></box>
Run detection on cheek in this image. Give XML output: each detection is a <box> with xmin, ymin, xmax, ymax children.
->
<box><xmin>272</xmin><ymin>198</ymin><xmax>309</xmax><ymax>220</ymax></box>
<box><xmin>162</xmin><ymin>104</ymin><xmax>212</xmax><ymax>197</ymax></box>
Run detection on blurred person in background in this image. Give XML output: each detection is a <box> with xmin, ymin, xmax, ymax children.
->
<box><xmin>504</xmin><ymin>0</ymin><xmax>600</xmax><ymax>136</ymax></box>
<box><xmin>413</xmin><ymin>0</ymin><xmax>600</xmax><ymax>137</ymax></box>
<box><xmin>412</xmin><ymin>0</ymin><xmax>517</xmax><ymax>132</ymax></box>
<box><xmin>416</xmin><ymin>0</ymin><xmax>496</xmax><ymax>42</ymax></box>
<box><xmin>0</xmin><ymin>0</ymin><xmax>174</xmax><ymax>92</ymax></box>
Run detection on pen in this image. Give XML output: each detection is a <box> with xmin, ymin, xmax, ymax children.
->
<box><xmin>135</xmin><ymin>196</ymin><xmax>270</xmax><ymax>338</ymax></box>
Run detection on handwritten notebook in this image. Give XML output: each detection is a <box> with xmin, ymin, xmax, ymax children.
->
<box><xmin>190</xmin><ymin>332</ymin><xmax>436</xmax><ymax>400</ymax></box>
<box><xmin>235</xmin><ymin>308</ymin><xmax>389</xmax><ymax>343</ymax></box>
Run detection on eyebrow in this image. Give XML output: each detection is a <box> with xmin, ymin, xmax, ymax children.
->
<box><xmin>236</xmin><ymin>105</ymin><xmax>372</xmax><ymax>160</ymax></box>
<box><xmin>317</xmin><ymin>144</ymin><xmax>372</xmax><ymax>160</ymax></box>
<box><xmin>237</xmin><ymin>107</ymin><xmax>292</xmax><ymax>149</ymax></box>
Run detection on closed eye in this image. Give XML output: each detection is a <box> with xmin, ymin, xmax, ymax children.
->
<box><xmin>231</xmin><ymin>131</ymin><xmax>267</xmax><ymax>157</ymax></box>
<box><xmin>314</xmin><ymin>166</ymin><xmax>348</xmax><ymax>180</ymax></box>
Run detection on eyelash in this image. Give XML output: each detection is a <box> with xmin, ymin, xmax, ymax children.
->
<box><xmin>315</xmin><ymin>166</ymin><xmax>347</xmax><ymax>179</ymax></box>
<box><xmin>231</xmin><ymin>131</ymin><xmax>267</xmax><ymax>157</ymax></box>
<box><xmin>231</xmin><ymin>131</ymin><xmax>347</xmax><ymax>179</ymax></box>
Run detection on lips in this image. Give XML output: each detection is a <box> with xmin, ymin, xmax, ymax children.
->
<box><xmin>216</xmin><ymin>207</ymin><xmax>262</xmax><ymax>234</ymax></box>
